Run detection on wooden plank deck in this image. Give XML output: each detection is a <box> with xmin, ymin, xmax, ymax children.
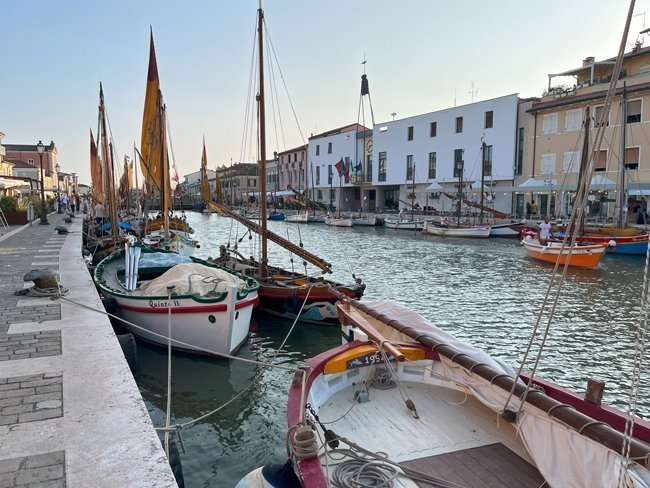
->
<box><xmin>401</xmin><ymin>443</ymin><xmax>545</xmax><ymax>488</ymax></box>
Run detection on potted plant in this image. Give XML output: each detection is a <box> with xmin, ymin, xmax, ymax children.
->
<box><xmin>0</xmin><ymin>196</ymin><xmax>29</xmax><ymax>225</ymax></box>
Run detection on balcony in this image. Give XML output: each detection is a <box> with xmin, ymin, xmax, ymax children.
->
<box><xmin>350</xmin><ymin>173</ymin><xmax>373</xmax><ymax>186</ymax></box>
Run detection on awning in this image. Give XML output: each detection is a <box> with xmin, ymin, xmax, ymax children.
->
<box><xmin>0</xmin><ymin>178</ymin><xmax>30</xmax><ymax>190</ymax></box>
<box><xmin>590</xmin><ymin>175</ymin><xmax>617</xmax><ymax>189</ymax></box>
<box><xmin>415</xmin><ymin>181</ymin><xmax>443</xmax><ymax>193</ymax></box>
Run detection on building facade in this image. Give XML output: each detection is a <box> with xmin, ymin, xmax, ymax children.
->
<box><xmin>277</xmin><ymin>145</ymin><xmax>308</xmax><ymax>193</ymax></box>
<box><xmin>525</xmin><ymin>46</ymin><xmax>650</xmax><ymax>222</ymax></box>
<box><xmin>213</xmin><ymin>163</ymin><xmax>260</xmax><ymax>205</ymax></box>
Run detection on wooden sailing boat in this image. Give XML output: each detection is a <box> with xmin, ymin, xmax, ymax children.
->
<box><xmin>139</xmin><ymin>31</ymin><xmax>198</xmax><ymax>256</ymax></box>
<box><xmin>522</xmin><ymin>106</ymin><xmax>608</xmax><ymax>268</ymax></box>
<box><xmin>94</xmin><ymin>33</ymin><xmax>259</xmax><ymax>357</ymax></box>
<box><xmin>424</xmin><ymin>149</ymin><xmax>490</xmax><ymax>237</ymax></box>
<box><xmin>384</xmin><ymin>162</ymin><xmax>424</xmax><ymax>230</ymax></box>
<box><xmin>210</xmin><ymin>5</ymin><xmax>364</xmax><ymax>325</ymax></box>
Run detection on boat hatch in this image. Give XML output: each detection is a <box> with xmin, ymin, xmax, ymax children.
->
<box><xmin>323</xmin><ymin>344</ymin><xmax>425</xmax><ymax>374</ymax></box>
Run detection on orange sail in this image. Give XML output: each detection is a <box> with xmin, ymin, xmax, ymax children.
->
<box><xmin>90</xmin><ymin>129</ymin><xmax>103</xmax><ymax>203</ymax></box>
<box><xmin>140</xmin><ymin>30</ymin><xmax>162</xmax><ymax>195</ymax></box>
<box><xmin>200</xmin><ymin>138</ymin><xmax>211</xmax><ymax>203</ymax></box>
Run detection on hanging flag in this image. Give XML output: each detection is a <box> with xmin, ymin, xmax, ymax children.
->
<box><xmin>343</xmin><ymin>160</ymin><xmax>350</xmax><ymax>177</ymax></box>
<box><xmin>355</xmin><ymin>163</ymin><xmax>362</xmax><ymax>173</ymax></box>
<box><xmin>335</xmin><ymin>158</ymin><xmax>344</xmax><ymax>176</ymax></box>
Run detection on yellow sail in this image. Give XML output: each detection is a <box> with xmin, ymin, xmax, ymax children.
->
<box><xmin>140</xmin><ymin>30</ymin><xmax>161</xmax><ymax>194</ymax></box>
<box><xmin>90</xmin><ymin>129</ymin><xmax>103</xmax><ymax>203</ymax></box>
<box><xmin>200</xmin><ymin>139</ymin><xmax>211</xmax><ymax>202</ymax></box>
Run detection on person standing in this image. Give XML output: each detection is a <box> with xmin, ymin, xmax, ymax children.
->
<box><xmin>539</xmin><ymin>217</ymin><xmax>552</xmax><ymax>246</ymax></box>
<box><xmin>61</xmin><ymin>193</ymin><xmax>68</xmax><ymax>212</ymax></box>
<box><xmin>94</xmin><ymin>202</ymin><xmax>105</xmax><ymax>225</ymax></box>
<box><xmin>531</xmin><ymin>200</ymin><xmax>538</xmax><ymax>216</ymax></box>
<box><xmin>526</xmin><ymin>201</ymin><xmax>532</xmax><ymax>218</ymax></box>
<box><xmin>70</xmin><ymin>192</ymin><xmax>77</xmax><ymax>213</ymax></box>
<box><xmin>75</xmin><ymin>192</ymin><xmax>81</xmax><ymax>214</ymax></box>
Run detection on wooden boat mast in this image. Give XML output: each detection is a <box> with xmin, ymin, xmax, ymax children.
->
<box><xmin>575</xmin><ymin>106</ymin><xmax>590</xmax><ymax>236</ymax></box>
<box><xmin>456</xmin><ymin>150</ymin><xmax>463</xmax><ymax>226</ymax></box>
<box><xmin>99</xmin><ymin>83</ymin><xmax>119</xmax><ymax>244</ymax></box>
<box><xmin>617</xmin><ymin>82</ymin><xmax>627</xmax><ymax>228</ymax></box>
<box><xmin>480</xmin><ymin>141</ymin><xmax>486</xmax><ymax>224</ymax></box>
<box><xmin>257</xmin><ymin>4</ymin><xmax>268</xmax><ymax>278</ymax></box>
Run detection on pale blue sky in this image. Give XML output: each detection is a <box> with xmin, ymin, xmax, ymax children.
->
<box><xmin>1</xmin><ymin>0</ymin><xmax>647</xmax><ymax>184</ymax></box>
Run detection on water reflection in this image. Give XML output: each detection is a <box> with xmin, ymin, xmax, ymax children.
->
<box><xmin>137</xmin><ymin>211</ymin><xmax>648</xmax><ymax>487</ymax></box>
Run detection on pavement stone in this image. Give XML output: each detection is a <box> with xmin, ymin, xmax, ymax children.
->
<box><xmin>0</xmin><ymin>452</ymin><xmax>65</xmax><ymax>487</ymax></box>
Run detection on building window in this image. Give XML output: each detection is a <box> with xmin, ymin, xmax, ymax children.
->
<box><xmin>516</xmin><ymin>127</ymin><xmax>524</xmax><ymax>176</ymax></box>
<box><xmin>328</xmin><ymin>165</ymin><xmax>333</xmax><ymax>184</ymax></box>
<box><xmin>540</xmin><ymin>153</ymin><xmax>556</xmax><ymax>175</ymax></box>
<box><xmin>378</xmin><ymin>151</ymin><xmax>387</xmax><ymax>182</ymax></box>
<box><xmin>453</xmin><ymin>149</ymin><xmax>463</xmax><ymax>178</ymax></box>
<box><xmin>565</xmin><ymin>109</ymin><xmax>582</xmax><ymax>132</ymax></box>
<box><xmin>316</xmin><ymin>166</ymin><xmax>321</xmax><ymax>185</ymax></box>
<box><xmin>542</xmin><ymin>113</ymin><xmax>558</xmax><ymax>135</ymax></box>
<box><xmin>406</xmin><ymin>155</ymin><xmax>414</xmax><ymax>180</ymax></box>
<box><xmin>317</xmin><ymin>189</ymin><xmax>323</xmax><ymax>200</ymax></box>
<box><xmin>327</xmin><ymin>142</ymin><xmax>332</xmax><ymax>154</ymax></box>
<box><xmin>594</xmin><ymin>106</ymin><xmax>609</xmax><ymax>127</ymax></box>
<box><xmin>28</xmin><ymin>159</ymin><xmax>34</xmax><ymax>165</ymax></box>
<box><xmin>455</xmin><ymin>117</ymin><xmax>463</xmax><ymax>133</ymax></box>
<box><xmin>483</xmin><ymin>145</ymin><xmax>493</xmax><ymax>176</ymax></box>
<box><xmin>316</xmin><ymin>145</ymin><xmax>320</xmax><ymax>156</ymax></box>
<box><xmin>407</xmin><ymin>126</ymin><xmax>414</xmax><ymax>141</ymax></box>
<box><xmin>485</xmin><ymin>111</ymin><xmax>493</xmax><ymax>129</ymax></box>
<box><xmin>430</xmin><ymin>122</ymin><xmax>437</xmax><ymax>137</ymax></box>
<box><xmin>625</xmin><ymin>147</ymin><xmax>640</xmax><ymax>169</ymax></box>
<box><xmin>428</xmin><ymin>152</ymin><xmax>436</xmax><ymax>179</ymax></box>
<box><xmin>593</xmin><ymin>149</ymin><xmax>607</xmax><ymax>171</ymax></box>
<box><xmin>627</xmin><ymin>100</ymin><xmax>642</xmax><ymax>124</ymax></box>
<box><xmin>367</xmin><ymin>154</ymin><xmax>373</xmax><ymax>181</ymax></box>
<box><xmin>562</xmin><ymin>151</ymin><xmax>580</xmax><ymax>173</ymax></box>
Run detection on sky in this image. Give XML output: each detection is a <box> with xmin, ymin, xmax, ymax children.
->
<box><xmin>1</xmin><ymin>0</ymin><xmax>648</xmax><ymax>186</ymax></box>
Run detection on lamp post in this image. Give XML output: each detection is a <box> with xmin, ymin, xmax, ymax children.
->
<box><xmin>55</xmin><ymin>163</ymin><xmax>61</xmax><ymax>213</ymax></box>
<box><xmin>37</xmin><ymin>141</ymin><xmax>49</xmax><ymax>225</ymax></box>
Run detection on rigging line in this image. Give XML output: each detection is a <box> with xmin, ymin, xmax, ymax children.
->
<box><xmin>265</xmin><ymin>32</ymin><xmax>282</xmax><ymax>153</ymax></box>
<box><xmin>617</xmin><ymin>234</ymin><xmax>650</xmax><ymax>487</ymax></box>
<box><xmin>175</xmin><ymin>285</ymin><xmax>314</xmax><ymax>429</ymax></box>
<box><xmin>265</xmin><ymin>29</ymin><xmax>287</xmax><ymax>152</ymax></box>
<box><xmin>58</xmin><ymin>295</ymin><xmax>295</xmax><ymax>371</ymax></box>
<box><xmin>239</xmin><ymin>20</ymin><xmax>259</xmax><ymax>168</ymax></box>
<box><xmin>265</xmin><ymin>27</ymin><xmax>307</xmax><ymax>145</ymax></box>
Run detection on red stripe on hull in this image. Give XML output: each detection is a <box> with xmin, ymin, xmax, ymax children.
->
<box><xmin>119</xmin><ymin>295</ymin><xmax>258</xmax><ymax>314</ymax></box>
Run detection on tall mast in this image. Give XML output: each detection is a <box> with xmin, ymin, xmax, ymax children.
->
<box><xmin>457</xmin><ymin>151</ymin><xmax>464</xmax><ymax>226</ymax></box>
<box><xmin>411</xmin><ymin>162</ymin><xmax>415</xmax><ymax>220</ymax></box>
<box><xmin>99</xmin><ymin>83</ymin><xmax>119</xmax><ymax>243</ymax></box>
<box><xmin>257</xmin><ymin>4</ymin><xmax>268</xmax><ymax>277</ymax></box>
<box><xmin>480</xmin><ymin>141</ymin><xmax>486</xmax><ymax>224</ymax></box>
<box><xmin>617</xmin><ymin>83</ymin><xmax>627</xmax><ymax>228</ymax></box>
<box><xmin>576</xmin><ymin>105</ymin><xmax>591</xmax><ymax>236</ymax></box>
<box><xmin>161</xmin><ymin>94</ymin><xmax>170</xmax><ymax>236</ymax></box>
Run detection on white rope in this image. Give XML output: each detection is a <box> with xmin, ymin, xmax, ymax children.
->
<box><xmin>58</xmin><ymin>295</ymin><xmax>295</xmax><ymax>371</ymax></box>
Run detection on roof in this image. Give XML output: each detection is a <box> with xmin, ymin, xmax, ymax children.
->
<box><xmin>5</xmin><ymin>158</ymin><xmax>36</xmax><ymax>169</ymax></box>
<box><xmin>530</xmin><ymin>82</ymin><xmax>650</xmax><ymax>112</ymax></box>
<box><xmin>308</xmin><ymin>123</ymin><xmax>369</xmax><ymax>141</ymax></box>
<box><xmin>277</xmin><ymin>144</ymin><xmax>307</xmax><ymax>156</ymax></box>
<box><xmin>4</xmin><ymin>141</ymin><xmax>56</xmax><ymax>152</ymax></box>
<box><xmin>551</xmin><ymin>46</ymin><xmax>650</xmax><ymax>78</ymax></box>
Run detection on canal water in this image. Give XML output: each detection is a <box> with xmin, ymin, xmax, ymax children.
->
<box><xmin>136</xmin><ymin>212</ymin><xmax>650</xmax><ymax>487</ymax></box>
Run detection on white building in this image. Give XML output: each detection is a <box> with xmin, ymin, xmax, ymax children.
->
<box><xmin>183</xmin><ymin>169</ymin><xmax>216</xmax><ymax>197</ymax></box>
<box><xmin>308</xmin><ymin>123</ymin><xmax>368</xmax><ymax>211</ymax></box>
<box><xmin>370</xmin><ymin>93</ymin><xmax>520</xmax><ymax>215</ymax></box>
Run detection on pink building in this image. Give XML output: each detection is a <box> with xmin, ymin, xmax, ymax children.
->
<box><xmin>4</xmin><ymin>141</ymin><xmax>58</xmax><ymax>175</ymax></box>
<box><xmin>277</xmin><ymin>144</ymin><xmax>308</xmax><ymax>192</ymax></box>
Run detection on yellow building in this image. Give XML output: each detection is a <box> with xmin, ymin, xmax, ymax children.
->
<box><xmin>526</xmin><ymin>45</ymin><xmax>650</xmax><ymax>223</ymax></box>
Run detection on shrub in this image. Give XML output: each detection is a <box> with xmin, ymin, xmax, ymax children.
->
<box><xmin>0</xmin><ymin>196</ymin><xmax>18</xmax><ymax>213</ymax></box>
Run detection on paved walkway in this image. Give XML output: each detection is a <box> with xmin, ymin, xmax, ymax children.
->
<box><xmin>0</xmin><ymin>214</ymin><xmax>176</xmax><ymax>487</ymax></box>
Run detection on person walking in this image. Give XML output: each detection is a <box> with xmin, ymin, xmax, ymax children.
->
<box><xmin>75</xmin><ymin>193</ymin><xmax>81</xmax><ymax>214</ymax></box>
<box><xmin>60</xmin><ymin>193</ymin><xmax>69</xmax><ymax>212</ymax></box>
<box><xmin>70</xmin><ymin>192</ymin><xmax>77</xmax><ymax>213</ymax></box>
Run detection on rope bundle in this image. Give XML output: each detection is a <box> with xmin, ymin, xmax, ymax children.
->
<box><xmin>331</xmin><ymin>459</ymin><xmax>397</xmax><ymax>488</ymax></box>
<box><xmin>15</xmin><ymin>285</ymin><xmax>69</xmax><ymax>297</ymax></box>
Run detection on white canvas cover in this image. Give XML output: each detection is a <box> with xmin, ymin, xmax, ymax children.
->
<box><xmin>134</xmin><ymin>263</ymin><xmax>245</xmax><ymax>297</ymax></box>
<box><xmin>355</xmin><ymin>300</ymin><xmax>650</xmax><ymax>488</ymax></box>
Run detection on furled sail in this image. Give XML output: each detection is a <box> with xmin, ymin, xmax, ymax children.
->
<box><xmin>200</xmin><ymin>138</ymin><xmax>211</xmax><ymax>203</ymax></box>
<box><xmin>118</xmin><ymin>156</ymin><xmax>133</xmax><ymax>200</ymax></box>
<box><xmin>90</xmin><ymin>129</ymin><xmax>103</xmax><ymax>203</ymax></box>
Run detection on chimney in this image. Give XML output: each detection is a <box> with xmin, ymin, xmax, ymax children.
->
<box><xmin>583</xmin><ymin>56</ymin><xmax>595</xmax><ymax>67</ymax></box>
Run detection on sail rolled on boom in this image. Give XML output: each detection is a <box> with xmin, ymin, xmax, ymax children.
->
<box><xmin>208</xmin><ymin>201</ymin><xmax>332</xmax><ymax>273</ymax></box>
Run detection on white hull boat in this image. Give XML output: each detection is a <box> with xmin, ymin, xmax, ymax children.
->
<box><xmin>239</xmin><ymin>300</ymin><xmax>650</xmax><ymax>488</ymax></box>
<box><xmin>95</xmin><ymin>248</ymin><xmax>259</xmax><ymax>356</ymax></box>
<box><xmin>325</xmin><ymin>217</ymin><xmax>353</xmax><ymax>227</ymax></box>
<box><xmin>285</xmin><ymin>213</ymin><xmax>309</xmax><ymax>223</ymax></box>
<box><xmin>489</xmin><ymin>222</ymin><xmax>521</xmax><ymax>237</ymax></box>
<box><xmin>424</xmin><ymin>222</ymin><xmax>491</xmax><ymax>238</ymax></box>
<box><xmin>352</xmin><ymin>216</ymin><xmax>377</xmax><ymax>226</ymax></box>
<box><xmin>142</xmin><ymin>230</ymin><xmax>199</xmax><ymax>256</ymax></box>
<box><xmin>384</xmin><ymin>219</ymin><xmax>424</xmax><ymax>230</ymax></box>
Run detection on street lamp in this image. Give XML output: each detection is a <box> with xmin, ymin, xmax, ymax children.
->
<box><xmin>55</xmin><ymin>163</ymin><xmax>61</xmax><ymax>213</ymax></box>
<box><xmin>37</xmin><ymin>141</ymin><xmax>49</xmax><ymax>225</ymax></box>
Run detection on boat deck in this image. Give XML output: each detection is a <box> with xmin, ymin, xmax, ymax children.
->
<box><xmin>316</xmin><ymin>380</ymin><xmax>545</xmax><ymax>487</ymax></box>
